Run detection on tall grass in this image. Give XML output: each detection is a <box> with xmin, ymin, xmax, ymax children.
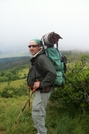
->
<box><xmin>0</xmin><ymin>96</ymin><xmax>89</xmax><ymax>134</ymax></box>
<box><xmin>0</xmin><ymin>96</ymin><xmax>33</xmax><ymax>134</ymax></box>
<box><xmin>47</xmin><ymin>110</ymin><xmax>89</xmax><ymax>134</ymax></box>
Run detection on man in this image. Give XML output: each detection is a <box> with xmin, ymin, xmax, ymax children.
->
<box><xmin>27</xmin><ymin>39</ymin><xmax>56</xmax><ymax>134</ymax></box>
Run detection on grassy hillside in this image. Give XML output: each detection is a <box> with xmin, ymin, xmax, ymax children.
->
<box><xmin>0</xmin><ymin>56</ymin><xmax>30</xmax><ymax>70</ymax></box>
<box><xmin>0</xmin><ymin>65</ymin><xmax>29</xmax><ymax>91</ymax></box>
<box><xmin>18</xmin><ymin>68</ymin><xmax>29</xmax><ymax>78</ymax></box>
<box><xmin>0</xmin><ymin>52</ymin><xmax>89</xmax><ymax>134</ymax></box>
<box><xmin>0</xmin><ymin>94</ymin><xmax>89</xmax><ymax>134</ymax></box>
<box><xmin>0</xmin><ymin>79</ymin><xmax>26</xmax><ymax>90</ymax></box>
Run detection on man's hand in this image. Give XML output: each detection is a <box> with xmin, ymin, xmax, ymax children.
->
<box><xmin>33</xmin><ymin>81</ymin><xmax>40</xmax><ymax>89</ymax></box>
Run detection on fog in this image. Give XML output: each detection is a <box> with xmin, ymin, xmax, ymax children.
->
<box><xmin>0</xmin><ymin>0</ymin><xmax>89</xmax><ymax>52</ymax></box>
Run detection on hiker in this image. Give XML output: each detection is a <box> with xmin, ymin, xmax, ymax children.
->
<box><xmin>27</xmin><ymin>39</ymin><xmax>56</xmax><ymax>134</ymax></box>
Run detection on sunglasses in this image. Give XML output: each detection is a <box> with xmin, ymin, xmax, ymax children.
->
<box><xmin>28</xmin><ymin>45</ymin><xmax>38</xmax><ymax>48</ymax></box>
<box><xmin>28</xmin><ymin>45</ymin><xmax>39</xmax><ymax>48</ymax></box>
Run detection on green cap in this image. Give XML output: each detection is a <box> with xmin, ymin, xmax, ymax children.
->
<box><xmin>31</xmin><ymin>39</ymin><xmax>43</xmax><ymax>46</ymax></box>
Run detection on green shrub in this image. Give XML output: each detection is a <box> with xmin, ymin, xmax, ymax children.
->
<box><xmin>50</xmin><ymin>54</ymin><xmax>89</xmax><ymax>115</ymax></box>
<box><xmin>0</xmin><ymin>85</ymin><xmax>28</xmax><ymax>98</ymax></box>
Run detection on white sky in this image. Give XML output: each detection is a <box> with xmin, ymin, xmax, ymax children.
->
<box><xmin>0</xmin><ymin>0</ymin><xmax>89</xmax><ymax>52</ymax></box>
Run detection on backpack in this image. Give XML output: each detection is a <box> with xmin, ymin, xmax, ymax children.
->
<box><xmin>41</xmin><ymin>32</ymin><xmax>67</xmax><ymax>87</ymax></box>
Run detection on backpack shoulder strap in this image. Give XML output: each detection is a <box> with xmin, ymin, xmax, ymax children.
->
<box><xmin>34</xmin><ymin>55</ymin><xmax>45</xmax><ymax>77</ymax></box>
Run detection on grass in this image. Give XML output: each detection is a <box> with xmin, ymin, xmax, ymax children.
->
<box><xmin>0</xmin><ymin>95</ymin><xmax>89</xmax><ymax>134</ymax></box>
<box><xmin>0</xmin><ymin>79</ymin><xmax>26</xmax><ymax>91</ymax></box>
<box><xmin>0</xmin><ymin>96</ymin><xmax>33</xmax><ymax>134</ymax></box>
<box><xmin>1</xmin><ymin>54</ymin><xmax>89</xmax><ymax>133</ymax></box>
<box><xmin>18</xmin><ymin>68</ymin><xmax>29</xmax><ymax>78</ymax></box>
<box><xmin>0</xmin><ymin>64</ymin><xmax>89</xmax><ymax>133</ymax></box>
<box><xmin>0</xmin><ymin>66</ymin><xmax>29</xmax><ymax>91</ymax></box>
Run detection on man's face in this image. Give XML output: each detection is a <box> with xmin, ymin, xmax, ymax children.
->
<box><xmin>28</xmin><ymin>41</ymin><xmax>41</xmax><ymax>55</ymax></box>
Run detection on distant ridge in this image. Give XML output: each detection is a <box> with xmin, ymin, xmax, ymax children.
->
<box><xmin>0</xmin><ymin>50</ymin><xmax>30</xmax><ymax>58</ymax></box>
<box><xmin>0</xmin><ymin>56</ymin><xmax>30</xmax><ymax>70</ymax></box>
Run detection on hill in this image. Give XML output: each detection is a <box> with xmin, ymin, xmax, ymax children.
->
<box><xmin>0</xmin><ymin>50</ymin><xmax>89</xmax><ymax>71</ymax></box>
<box><xmin>0</xmin><ymin>56</ymin><xmax>30</xmax><ymax>70</ymax></box>
<box><xmin>0</xmin><ymin>50</ymin><xmax>30</xmax><ymax>58</ymax></box>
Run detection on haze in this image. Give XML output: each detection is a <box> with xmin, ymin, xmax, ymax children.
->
<box><xmin>0</xmin><ymin>0</ymin><xmax>89</xmax><ymax>52</ymax></box>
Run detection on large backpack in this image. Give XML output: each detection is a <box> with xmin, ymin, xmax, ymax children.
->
<box><xmin>41</xmin><ymin>32</ymin><xmax>67</xmax><ymax>87</ymax></box>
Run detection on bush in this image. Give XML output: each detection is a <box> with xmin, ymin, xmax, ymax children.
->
<box><xmin>50</xmin><ymin>54</ymin><xmax>89</xmax><ymax>115</ymax></box>
<box><xmin>0</xmin><ymin>84</ymin><xmax>28</xmax><ymax>98</ymax></box>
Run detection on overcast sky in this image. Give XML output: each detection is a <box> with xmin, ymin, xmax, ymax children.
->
<box><xmin>0</xmin><ymin>0</ymin><xmax>89</xmax><ymax>52</ymax></box>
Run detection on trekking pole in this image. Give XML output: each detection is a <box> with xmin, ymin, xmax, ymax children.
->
<box><xmin>28</xmin><ymin>86</ymin><xmax>30</xmax><ymax>107</ymax></box>
<box><xmin>11</xmin><ymin>87</ymin><xmax>36</xmax><ymax>130</ymax></box>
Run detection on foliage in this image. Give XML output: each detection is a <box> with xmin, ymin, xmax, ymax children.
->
<box><xmin>0</xmin><ymin>65</ymin><xmax>29</xmax><ymax>82</ymax></box>
<box><xmin>0</xmin><ymin>97</ymin><xmax>89</xmax><ymax>134</ymax></box>
<box><xmin>50</xmin><ymin>54</ymin><xmax>89</xmax><ymax>116</ymax></box>
<box><xmin>47</xmin><ymin>108</ymin><xmax>89</xmax><ymax>134</ymax></box>
<box><xmin>0</xmin><ymin>84</ymin><xmax>28</xmax><ymax>98</ymax></box>
<box><xmin>0</xmin><ymin>56</ymin><xmax>30</xmax><ymax>70</ymax></box>
<box><xmin>0</xmin><ymin>96</ymin><xmax>33</xmax><ymax>134</ymax></box>
<box><xmin>0</xmin><ymin>52</ymin><xmax>89</xmax><ymax>133</ymax></box>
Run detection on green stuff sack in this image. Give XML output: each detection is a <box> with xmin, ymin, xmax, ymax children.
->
<box><xmin>46</xmin><ymin>47</ymin><xmax>66</xmax><ymax>87</ymax></box>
